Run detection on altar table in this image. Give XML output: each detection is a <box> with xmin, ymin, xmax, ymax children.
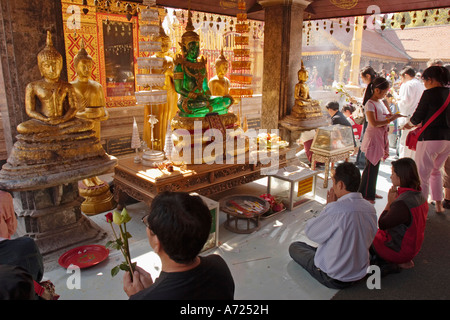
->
<box><xmin>113</xmin><ymin>146</ymin><xmax>300</xmax><ymax>207</ymax></box>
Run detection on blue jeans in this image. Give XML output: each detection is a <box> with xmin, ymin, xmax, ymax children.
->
<box><xmin>0</xmin><ymin>236</ymin><xmax>44</xmax><ymax>282</ymax></box>
<box><xmin>288</xmin><ymin>242</ymin><xmax>355</xmax><ymax>289</ymax></box>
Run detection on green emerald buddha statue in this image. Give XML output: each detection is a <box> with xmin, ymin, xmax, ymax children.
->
<box><xmin>170</xmin><ymin>12</ymin><xmax>246</xmax><ymax>164</ymax></box>
<box><xmin>173</xmin><ymin>11</ymin><xmax>233</xmax><ymax>118</ymax></box>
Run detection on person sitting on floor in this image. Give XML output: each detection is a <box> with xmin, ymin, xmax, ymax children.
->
<box><xmin>289</xmin><ymin>162</ymin><xmax>378</xmax><ymax>289</ymax></box>
<box><xmin>0</xmin><ymin>265</ymin><xmax>36</xmax><ymax>300</ymax></box>
<box><xmin>370</xmin><ymin>157</ymin><xmax>428</xmax><ymax>273</ymax></box>
<box><xmin>0</xmin><ymin>190</ymin><xmax>44</xmax><ymax>283</ymax></box>
<box><xmin>123</xmin><ymin>191</ymin><xmax>235</xmax><ymax>300</ymax></box>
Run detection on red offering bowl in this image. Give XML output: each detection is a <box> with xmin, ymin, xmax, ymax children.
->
<box><xmin>58</xmin><ymin>245</ymin><xmax>109</xmax><ymax>269</ymax></box>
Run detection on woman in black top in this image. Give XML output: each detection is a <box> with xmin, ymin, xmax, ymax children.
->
<box><xmin>406</xmin><ymin>66</ymin><xmax>450</xmax><ymax>213</ymax></box>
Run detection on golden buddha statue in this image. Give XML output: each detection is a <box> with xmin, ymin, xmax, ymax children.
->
<box><xmin>1</xmin><ymin>31</ymin><xmax>111</xmax><ymax>180</ymax></box>
<box><xmin>71</xmin><ymin>40</ymin><xmax>115</xmax><ymax>215</ymax></box>
<box><xmin>143</xmin><ymin>24</ymin><xmax>178</xmax><ymax>152</ymax></box>
<box><xmin>293</xmin><ymin>61</ymin><xmax>314</xmax><ymax>107</ymax></box>
<box><xmin>71</xmin><ymin>40</ymin><xmax>108</xmax><ymax>133</ymax></box>
<box><xmin>18</xmin><ymin>32</ymin><xmax>93</xmax><ymax>137</ymax></box>
<box><xmin>280</xmin><ymin>60</ymin><xmax>328</xmax><ymax>129</ymax></box>
<box><xmin>208</xmin><ymin>49</ymin><xmax>231</xmax><ymax>97</ymax></box>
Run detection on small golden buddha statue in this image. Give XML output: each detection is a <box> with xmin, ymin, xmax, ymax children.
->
<box><xmin>280</xmin><ymin>60</ymin><xmax>327</xmax><ymax>129</ymax></box>
<box><xmin>71</xmin><ymin>40</ymin><xmax>115</xmax><ymax>215</ymax></box>
<box><xmin>143</xmin><ymin>24</ymin><xmax>179</xmax><ymax>151</ymax></box>
<box><xmin>208</xmin><ymin>49</ymin><xmax>231</xmax><ymax>97</ymax></box>
<box><xmin>294</xmin><ymin>61</ymin><xmax>313</xmax><ymax>107</ymax></box>
<box><xmin>71</xmin><ymin>40</ymin><xmax>108</xmax><ymax>133</ymax></box>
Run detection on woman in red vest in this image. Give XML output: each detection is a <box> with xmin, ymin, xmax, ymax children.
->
<box><xmin>371</xmin><ymin>157</ymin><xmax>428</xmax><ymax>272</ymax></box>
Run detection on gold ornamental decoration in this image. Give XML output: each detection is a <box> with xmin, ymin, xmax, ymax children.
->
<box><xmin>330</xmin><ymin>0</ymin><xmax>358</xmax><ymax>10</ymax></box>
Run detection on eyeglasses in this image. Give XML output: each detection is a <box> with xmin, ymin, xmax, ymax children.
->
<box><xmin>141</xmin><ymin>214</ymin><xmax>150</xmax><ymax>229</ymax></box>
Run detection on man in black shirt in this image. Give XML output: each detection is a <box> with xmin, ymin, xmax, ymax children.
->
<box><xmin>123</xmin><ymin>192</ymin><xmax>235</xmax><ymax>300</ymax></box>
<box><xmin>326</xmin><ymin>101</ymin><xmax>353</xmax><ymax>127</ymax></box>
<box><xmin>326</xmin><ymin>101</ymin><xmax>356</xmax><ymax>147</ymax></box>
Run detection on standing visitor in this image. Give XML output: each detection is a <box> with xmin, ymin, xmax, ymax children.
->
<box><xmin>358</xmin><ymin>78</ymin><xmax>404</xmax><ymax>203</ymax></box>
<box><xmin>404</xmin><ymin>66</ymin><xmax>450</xmax><ymax>213</ymax></box>
<box><xmin>350</xmin><ymin>66</ymin><xmax>378</xmax><ymax>169</ymax></box>
<box><xmin>396</xmin><ymin>66</ymin><xmax>425</xmax><ymax>159</ymax></box>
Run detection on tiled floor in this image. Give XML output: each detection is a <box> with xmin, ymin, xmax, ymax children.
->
<box><xmin>42</xmin><ymin>150</ymin><xmax>397</xmax><ymax>300</ymax></box>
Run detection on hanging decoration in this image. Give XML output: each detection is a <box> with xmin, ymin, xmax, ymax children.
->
<box><xmin>302</xmin><ymin>8</ymin><xmax>449</xmax><ymax>46</ymax></box>
<box><xmin>135</xmin><ymin>0</ymin><xmax>166</xmax><ymax>166</ymax></box>
<box><xmin>229</xmin><ymin>0</ymin><xmax>253</xmax><ymax>129</ymax></box>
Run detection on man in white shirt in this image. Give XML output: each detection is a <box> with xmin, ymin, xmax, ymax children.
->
<box><xmin>289</xmin><ymin>162</ymin><xmax>377</xmax><ymax>289</ymax></box>
<box><xmin>396</xmin><ymin>66</ymin><xmax>425</xmax><ymax>159</ymax></box>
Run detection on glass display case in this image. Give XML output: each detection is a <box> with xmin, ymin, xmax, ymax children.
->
<box><xmin>310</xmin><ymin>124</ymin><xmax>354</xmax><ymax>155</ymax></box>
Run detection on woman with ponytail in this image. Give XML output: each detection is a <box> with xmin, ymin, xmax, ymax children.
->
<box><xmin>358</xmin><ymin>77</ymin><xmax>404</xmax><ymax>203</ymax></box>
<box><xmin>352</xmin><ymin>66</ymin><xmax>378</xmax><ymax>169</ymax></box>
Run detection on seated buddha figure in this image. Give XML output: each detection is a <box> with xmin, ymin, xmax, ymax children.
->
<box><xmin>68</xmin><ymin>41</ymin><xmax>115</xmax><ymax>214</ymax></box>
<box><xmin>8</xmin><ymin>31</ymin><xmax>104</xmax><ymax>166</ymax></box>
<box><xmin>280</xmin><ymin>60</ymin><xmax>327</xmax><ymax>130</ymax></box>
<box><xmin>173</xmin><ymin>11</ymin><xmax>233</xmax><ymax>118</ymax></box>
<box><xmin>71</xmin><ymin>39</ymin><xmax>108</xmax><ymax>132</ymax></box>
<box><xmin>290</xmin><ymin>61</ymin><xmax>323</xmax><ymax>120</ymax></box>
<box><xmin>208</xmin><ymin>49</ymin><xmax>231</xmax><ymax>97</ymax></box>
<box><xmin>294</xmin><ymin>61</ymin><xmax>313</xmax><ymax>106</ymax></box>
<box><xmin>18</xmin><ymin>31</ymin><xmax>93</xmax><ymax>136</ymax></box>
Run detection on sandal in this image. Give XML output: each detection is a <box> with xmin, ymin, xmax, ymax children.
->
<box><xmin>375</xmin><ymin>194</ymin><xmax>383</xmax><ymax>199</ymax></box>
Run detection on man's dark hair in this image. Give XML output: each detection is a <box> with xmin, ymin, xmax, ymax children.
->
<box><xmin>333</xmin><ymin>162</ymin><xmax>361</xmax><ymax>192</ymax></box>
<box><xmin>325</xmin><ymin>101</ymin><xmax>339</xmax><ymax>111</ymax></box>
<box><xmin>400</xmin><ymin>66</ymin><xmax>416</xmax><ymax>78</ymax></box>
<box><xmin>146</xmin><ymin>192</ymin><xmax>211</xmax><ymax>264</ymax></box>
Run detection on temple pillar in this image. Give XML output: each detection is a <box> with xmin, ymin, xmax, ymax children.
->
<box><xmin>258</xmin><ymin>0</ymin><xmax>312</xmax><ymax>131</ymax></box>
<box><xmin>348</xmin><ymin>16</ymin><xmax>364</xmax><ymax>86</ymax></box>
<box><xmin>0</xmin><ymin>0</ymin><xmax>67</xmax><ymax>155</ymax></box>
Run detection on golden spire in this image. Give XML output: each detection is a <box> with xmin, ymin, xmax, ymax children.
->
<box><xmin>157</xmin><ymin>19</ymin><xmax>170</xmax><ymax>42</ymax></box>
<box><xmin>74</xmin><ymin>38</ymin><xmax>92</xmax><ymax>66</ymax></box>
<box><xmin>215</xmin><ymin>48</ymin><xmax>228</xmax><ymax>66</ymax></box>
<box><xmin>37</xmin><ymin>30</ymin><xmax>62</xmax><ymax>66</ymax></box>
<box><xmin>181</xmin><ymin>9</ymin><xmax>199</xmax><ymax>47</ymax></box>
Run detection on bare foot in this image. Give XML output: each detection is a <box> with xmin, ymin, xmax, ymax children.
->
<box><xmin>436</xmin><ymin>200</ymin><xmax>444</xmax><ymax>213</ymax></box>
<box><xmin>399</xmin><ymin>260</ymin><xmax>414</xmax><ymax>269</ymax></box>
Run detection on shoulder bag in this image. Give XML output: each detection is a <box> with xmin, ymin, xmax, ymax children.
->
<box><xmin>406</xmin><ymin>93</ymin><xmax>450</xmax><ymax>151</ymax></box>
